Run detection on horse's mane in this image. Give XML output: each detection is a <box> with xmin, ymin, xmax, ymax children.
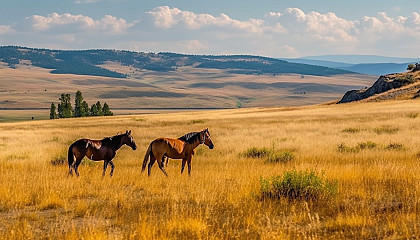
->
<box><xmin>101</xmin><ymin>133</ymin><xmax>125</xmax><ymax>146</ymax></box>
<box><xmin>178</xmin><ymin>131</ymin><xmax>201</xmax><ymax>144</ymax></box>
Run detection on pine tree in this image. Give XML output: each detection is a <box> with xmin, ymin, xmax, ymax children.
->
<box><xmin>95</xmin><ymin>101</ymin><xmax>103</xmax><ymax>116</ymax></box>
<box><xmin>103</xmin><ymin>102</ymin><xmax>113</xmax><ymax>116</ymax></box>
<box><xmin>90</xmin><ymin>103</ymin><xmax>99</xmax><ymax>116</ymax></box>
<box><xmin>81</xmin><ymin>100</ymin><xmax>89</xmax><ymax>117</ymax></box>
<box><xmin>49</xmin><ymin>103</ymin><xmax>57</xmax><ymax>119</ymax></box>
<box><xmin>74</xmin><ymin>90</ymin><xmax>83</xmax><ymax>117</ymax></box>
<box><xmin>58</xmin><ymin>93</ymin><xmax>73</xmax><ymax>118</ymax></box>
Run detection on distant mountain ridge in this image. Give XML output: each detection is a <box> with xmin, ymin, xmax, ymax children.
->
<box><xmin>299</xmin><ymin>55</ymin><xmax>418</xmax><ymax>64</ymax></box>
<box><xmin>0</xmin><ymin>46</ymin><xmax>352</xmax><ymax>78</ymax></box>
<box><xmin>284</xmin><ymin>55</ymin><xmax>419</xmax><ymax>76</ymax></box>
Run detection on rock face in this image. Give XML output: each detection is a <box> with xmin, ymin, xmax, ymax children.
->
<box><xmin>338</xmin><ymin>72</ymin><xmax>418</xmax><ymax>103</ymax></box>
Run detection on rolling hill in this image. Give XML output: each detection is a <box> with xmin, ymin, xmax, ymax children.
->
<box><xmin>0</xmin><ymin>46</ymin><xmax>377</xmax><ymax>117</ymax></box>
<box><xmin>0</xmin><ymin>46</ymin><xmax>352</xmax><ymax>78</ymax></box>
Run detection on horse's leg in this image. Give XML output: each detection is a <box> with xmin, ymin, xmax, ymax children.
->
<box><xmin>161</xmin><ymin>156</ymin><xmax>165</xmax><ymax>167</ymax></box>
<box><xmin>187</xmin><ymin>157</ymin><xmax>192</xmax><ymax>176</ymax></box>
<box><xmin>156</xmin><ymin>154</ymin><xmax>168</xmax><ymax>177</ymax></box>
<box><xmin>148</xmin><ymin>156</ymin><xmax>156</xmax><ymax>176</ymax></box>
<box><xmin>74</xmin><ymin>157</ymin><xmax>83</xmax><ymax>177</ymax></box>
<box><xmin>68</xmin><ymin>145</ymin><xmax>74</xmax><ymax>176</ymax></box>
<box><xmin>68</xmin><ymin>160</ymin><xmax>74</xmax><ymax>176</ymax></box>
<box><xmin>68</xmin><ymin>155</ymin><xmax>74</xmax><ymax>176</ymax></box>
<box><xmin>103</xmin><ymin>160</ymin><xmax>109</xmax><ymax>177</ymax></box>
<box><xmin>181</xmin><ymin>158</ymin><xmax>186</xmax><ymax>174</ymax></box>
<box><xmin>109</xmin><ymin>161</ymin><xmax>115</xmax><ymax>177</ymax></box>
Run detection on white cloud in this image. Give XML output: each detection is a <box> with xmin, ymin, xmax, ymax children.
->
<box><xmin>24</xmin><ymin>13</ymin><xmax>132</xmax><ymax>33</ymax></box>
<box><xmin>0</xmin><ymin>25</ymin><xmax>11</xmax><ymax>34</ymax></box>
<box><xmin>2</xmin><ymin>7</ymin><xmax>420</xmax><ymax>57</ymax></box>
<box><xmin>145</xmin><ymin>6</ymin><xmax>264</xmax><ymax>33</ymax></box>
<box><xmin>74</xmin><ymin>0</ymin><xmax>102</xmax><ymax>4</ymax></box>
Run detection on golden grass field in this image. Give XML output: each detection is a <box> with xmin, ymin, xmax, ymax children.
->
<box><xmin>0</xmin><ymin>99</ymin><xmax>419</xmax><ymax>239</ymax></box>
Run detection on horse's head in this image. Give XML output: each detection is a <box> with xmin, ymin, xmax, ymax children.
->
<box><xmin>123</xmin><ymin>130</ymin><xmax>137</xmax><ymax>150</ymax></box>
<box><xmin>201</xmin><ymin>128</ymin><xmax>214</xmax><ymax>149</ymax></box>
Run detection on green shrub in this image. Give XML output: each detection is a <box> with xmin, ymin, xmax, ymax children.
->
<box><xmin>357</xmin><ymin>141</ymin><xmax>377</xmax><ymax>150</ymax></box>
<box><xmin>373</xmin><ymin>126</ymin><xmax>399</xmax><ymax>134</ymax></box>
<box><xmin>260</xmin><ymin>170</ymin><xmax>338</xmax><ymax>201</ymax></box>
<box><xmin>242</xmin><ymin>147</ymin><xmax>272</xmax><ymax>158</ymax></box>
<box><xmin>386</xmin><ymin>143</ymin><xmax>404</xmax><ymax>150</ymax></box>
<box><xmin>341</xmin><ymin>128</ymin><xmax>361</xmax><ymax>133</ymax></box>
<box><xmin>337</xmin><ymin>143</ymin><xmax>354</xmax><ymax>153</ymax></box>
<box><xmin>266</xmin><ymin>150</ymin><xmax>294</xmax><ymax>163</ymax></box>
<box><xmin>242</xmin><ymin>147</ymin><xmax>294</xmax><ymax>163</ymax></box>
<box><xmin>189</xmin><ymin>119</ymin><xmax>206</xmax><ymax>125</ymax></box>
<box><xmin>50</xmin><ymin>152</ymin><xmax>67</xmax><ymax>166</ymax></box>
<box><xmin>338</xmin><ymin>141</ymin><xmax>377</xmax><ymax>153</ymax></box>
<box><xmin>407</xmin><ymin>113</ymin><xmax>418</xmax><ymax>118</ymax></box>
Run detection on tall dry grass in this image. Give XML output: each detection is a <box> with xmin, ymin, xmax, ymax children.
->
<box><xmin>0</xmin><ymin>100</ymin><xmax>419</xmax><ymax>239</ymax></box>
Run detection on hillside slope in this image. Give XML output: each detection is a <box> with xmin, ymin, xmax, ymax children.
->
<box><xmin>0</xmin><ymin>46</ymin><xmax>353</xmax><ymax>77</ymax></box>
<box><xmin>338</xmin><ymin>67</ymin><xmax>420</xmax><ymax>103</ymax></box>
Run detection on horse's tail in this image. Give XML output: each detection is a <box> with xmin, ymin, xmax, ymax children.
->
<box><xmin>141</xmin><ymin>142</ymin><xmax>153</xmax><ymax>173</ymax></box>
<box><xmin>68</xmin><ymin>143</ymin><xmax>75</xmax><ymax>175</ymax></box>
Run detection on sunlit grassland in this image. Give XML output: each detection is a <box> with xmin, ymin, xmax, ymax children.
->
<box><xmin>0</xmin><ymin>100</ymin><xmax>419</xmax><ymax>239</ymax></box>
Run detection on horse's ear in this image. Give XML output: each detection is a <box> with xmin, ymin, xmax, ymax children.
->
<box><xmin>129</xmin><ymin>130</ymin><xmax>131</xmax><ymax>134</ymax></box>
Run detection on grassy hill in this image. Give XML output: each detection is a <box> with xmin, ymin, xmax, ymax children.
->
<box><xmin>0</xmin><ymin>100</ymin><xmax>419</xmax><ymax>238</ymax></box>
<box><xmin>0</xmin><ymin>46</ymin><xmax>376</xmax><ymax>118</ymax></box>
<box><xmin>0</xmin><ymin>46</ymin><xmax>352</xmax><ymax>77</ymax></box>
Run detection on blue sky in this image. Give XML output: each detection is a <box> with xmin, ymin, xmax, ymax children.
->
<box><xmin>0</xmin><ymin>0</ymin><xmax>419</xmax><ymax>58</ymax></box>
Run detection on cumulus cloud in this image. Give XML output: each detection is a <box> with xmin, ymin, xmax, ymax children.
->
<box><xmin>2</xmin><ymin>7</ymin><xmax>420</xmax><ymax>57</ymax></box>
<box><xmin>145</xmin><ymin>6</ymin><xmax>264</xmax><ymax>33</ymax></box>
<box><xmin>25</xmin><ymin>13</ymin><xmax>132</xmax><ymax>33</ymax></box>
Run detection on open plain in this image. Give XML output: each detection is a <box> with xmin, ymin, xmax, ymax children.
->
<box><xmin>0</xmin><ymin>61</ymin><xmax>377</xmax><ymax>111</ymax></box>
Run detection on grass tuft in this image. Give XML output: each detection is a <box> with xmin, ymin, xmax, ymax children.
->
<box><xmin>265</xmin><ymin>150</ymin><xmax>295</xmax><ymax>163</ymax></box>
<box><xmin>188</xmin><ymin>119</ymin><xmax>206</xmax><ymax>125</ymax></box>
<box><xmin>386</xmin><ymin>143</ymin><xmax>404</xmax><ymax>150</ymax></box>
<box><xmin>407</xmin><ymin>113</ymin><xmax>418</xmax><ymax>118</ymax></box>
<box><xmin>50</xmin><ymin>152</ymin><xmax>67</xmax><ymax>166</ymax></box>
<box><xmin>341</xmin><ymin>127</ymin><xmax>361</xmax><ymax>133</ymax></box>
<box><xmin>338</xmin><ymin>141</ymin><xmax>377</xmax><ymax>153</ymax></box>
<box><xmin>373</xmin><ymin>126</ymin><xmax>399</xmax><ymax>134</ymax></box>
<box><xmin>242</xmin><ymin>147</ymin><xmax>272</xmax><ymax>158</ymax></box>
<box><xmin>241</xmin><ymin>147</ymin><xmax>294</xmax><ymax>163</ymax></box>
<box><xmin>259</xmin><ymin>170</ymin><xmax>338</xmax><ymax>201</ymax></box>
<box><xmin>357</xmin><ymin>141</ymin><xmax>377</xmax><ymax>150</ymax></box>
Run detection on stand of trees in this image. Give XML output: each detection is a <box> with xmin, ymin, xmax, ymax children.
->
<box><xmin>50</xmin><ymin>91</ymin><xmax>113</xmax><ymax>119</ymax></box>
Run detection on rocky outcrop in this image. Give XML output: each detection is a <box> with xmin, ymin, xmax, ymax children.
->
<box><xmin>338</xmin><ymin>72</ymin><xmax>419</xmax><ymax>103</ymax></box>
<box><xmin>407</xmin><ymin>63</ymin><xmax>420</xmax><ymax>72</ymax></box>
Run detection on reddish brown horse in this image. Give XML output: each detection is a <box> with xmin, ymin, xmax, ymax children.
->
<box><xmin>68</xmin><ymin>130</ymin><xmax>137</xmax><ymax>177</ymax></box>
<box><xmin>142</xmin><ymin>128</ymin><xmax>214</xmax><ymax>176</ymax></box>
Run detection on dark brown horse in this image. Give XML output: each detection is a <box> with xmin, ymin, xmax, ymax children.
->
<box><xmin>68</xmin><ymin>130</ymin><xmax>137</xmax><ymax>177</ymax></box>
<box><xmin>142</xmin><ymin>128</ymin><xmax>214</xmax><ymax>176</ymax></box>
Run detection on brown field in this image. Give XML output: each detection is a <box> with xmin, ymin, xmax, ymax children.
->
<box><xmin>0</xmin><ymin>99</ymin><xmax>419</xmax><ymax>239</ymax></box>
<box><xmin>0</xmin><ymin>63</ymin><xmax>377</xmax><ymax>112</ymax></box>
